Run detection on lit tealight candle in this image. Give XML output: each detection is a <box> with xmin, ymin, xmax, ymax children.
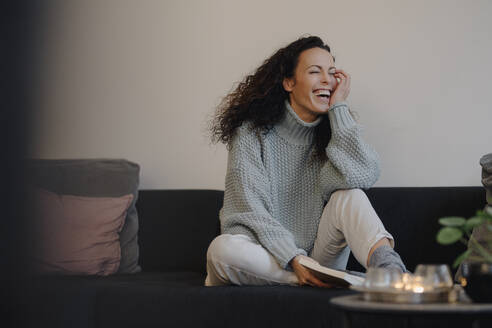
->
<box><xmin>393</xmin><ymin>282</ymin><xmax>404</xmax><ymax>289</ymax></box>
<box><xmin>408</xmin><ymin>275</ymin><xmax>427</xmax><ymax>293</ymax></box>
<box><xmin>412</xmin><ymin>284</ymin><xmax>424</xmax><ymax>293</ymax></box>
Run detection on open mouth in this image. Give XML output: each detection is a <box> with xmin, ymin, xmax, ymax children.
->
<box><xmin>313</xmin><ymin>89</ymin><xmax>331</xmax><ymax>102</ymax></box>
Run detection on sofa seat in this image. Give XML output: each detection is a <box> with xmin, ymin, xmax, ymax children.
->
<box><xmin>98</xmin><ymin>282</ymin><xmax>354</xmax><ymax>328</ymax></box>
<box><xmin>25</xmin><ymin>272</ymin><xmax>354</xmax><ymax>328</ymax></box>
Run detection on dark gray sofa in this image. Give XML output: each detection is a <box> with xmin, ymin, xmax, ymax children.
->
<box><xmin>22</xmin><ymin>187</ymin><xmax>489</xmax><ymax>328</ymax></box>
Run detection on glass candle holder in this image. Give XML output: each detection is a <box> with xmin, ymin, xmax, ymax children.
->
<box><xmin>363</xmin><ymin>267</ymin><xmax>403</xmax><ymax>290</ymax></box>
<box><xmin>414</xmin><ymin>264</ymin><xmax>453</xmax><ymax>290</ymax></box>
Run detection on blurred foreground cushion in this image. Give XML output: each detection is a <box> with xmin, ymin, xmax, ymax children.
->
<box><xmin>31</xmin><ymin>188</ymin><xmax>133</xmax><ymax>275</ymax></box>
<box><xmin>26</xmin><ymin>159</ymin><xmax>142</xmax><ymax>273</ymax></box>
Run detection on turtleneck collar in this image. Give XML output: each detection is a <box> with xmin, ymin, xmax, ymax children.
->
<box><xmin>274</xmin><ymin>100</ymin><xmax>322</xmax><ymax>146</ymax></box>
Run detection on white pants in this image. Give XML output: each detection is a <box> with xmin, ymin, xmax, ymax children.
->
<box><xmin>205</xmin><ymin>189</ymin><xmax>394</xmax><ymax>286</ymax></box>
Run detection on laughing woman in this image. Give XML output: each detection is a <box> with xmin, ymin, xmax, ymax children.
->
<box><xmin>206</xmin><ymin>36</ymin><xmax>407</xmax><ymax>287</ymax></box>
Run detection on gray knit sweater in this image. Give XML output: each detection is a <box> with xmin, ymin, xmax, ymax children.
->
<box><xmin>220</xmin><ymin>100</ymin><xmax>380</xmax><ymax>269</ymax></box>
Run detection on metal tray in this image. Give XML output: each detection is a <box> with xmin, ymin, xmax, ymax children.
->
<box><xmin>350</xmin><ymin>285</ymin><xmax>461</xmax><ymax>304</ymax></box>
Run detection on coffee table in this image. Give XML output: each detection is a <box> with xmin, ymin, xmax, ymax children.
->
<box><xmin>331</xmin><ymin>294</ymin><xmax>492</xmax><ymax>328</ymax></box>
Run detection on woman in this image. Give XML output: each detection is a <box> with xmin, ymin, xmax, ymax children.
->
<box><xmin>206</xmin><ymin>36</ymin><xmax>406</xmax><ymax>287</ymax></box>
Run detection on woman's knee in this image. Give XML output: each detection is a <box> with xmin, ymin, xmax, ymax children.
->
<box><xmin>207</xmin><ymin>234</ymin><xmax>251</xmax><ymax>268</ymax></box>
<box><xmin>207</xmin><ymin>234</ymin><xmax>232</xmax><ymax>265</ymax></box>
<box><xmin>329</xmin><ymin>188</ymin><xmax>368</xmax><ymax>205</ymax></box>
<box><xmin>206</xmin><ymin>234</ymin><xmax>297</xmax><ymax>286</ymax></box>
<box><xmin>205</xmin><ymin>235</ymin><xmax>235</xmax><ymax>285</ymax></box>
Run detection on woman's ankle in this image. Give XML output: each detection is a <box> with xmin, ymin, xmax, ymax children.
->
<box><xmin>368</xmin><ymin>244</ymin><xmax>407</xmax><ymax>273</ymax></box>
<box><xmin>366</xmin><ymin>237</ymin><xmax>391</xmax><ymax>267</ymax></box>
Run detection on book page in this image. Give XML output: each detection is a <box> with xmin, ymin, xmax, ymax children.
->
<box><xmin>298</xmin><ymin>257</ymin><xmax>364</xmax><ymax>287</ymax></box>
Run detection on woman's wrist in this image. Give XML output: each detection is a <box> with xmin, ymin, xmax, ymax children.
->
<box><xmin>328</xmin><ymin>101</ymin><xmax>348</xmax><ymax>111</ymax></box>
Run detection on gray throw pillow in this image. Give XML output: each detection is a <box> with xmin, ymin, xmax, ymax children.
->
<box><xmin>26</xmin><ymin>159</ymin><xmax>142</xmax><ymax>274</ymax></box>
<box><xmin>455</xmin><ymin>153</ymin><xmax>492</xmax><ymax>282</ymax></box>
<box><xmin>480</xmin><ymin>153</ymin><xmax>492</xmax><ymax>205</ymax></box>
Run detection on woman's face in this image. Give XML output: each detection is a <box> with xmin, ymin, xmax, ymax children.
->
<box><xmin>282</xmin><ymin>47</ymin><xmax>337</xmax><ymax>123</ymax></box>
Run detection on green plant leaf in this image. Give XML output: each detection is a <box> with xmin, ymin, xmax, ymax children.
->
<box><xmin>438</xmin><ymin>217</ymin><xmax>466</xmax><ymax>227</ymax></box>
<box><xmin>476</xmin><ymin>209</ymin><xmax>492</xmax><ymax>219</ymax></box>
<box><xmin>465</xmin><ymin>216</ymin><xmax>484</xmax><ymax>230</ymax></box>
<box><xmin>453</xmin><ymin>249</ymin><xmax>472</xmax><ymax>268</ymax></box>
<box><xmin>436</xmin><ymin>227</ymin><xmax>463</xmax><ymax>245</ymax></box>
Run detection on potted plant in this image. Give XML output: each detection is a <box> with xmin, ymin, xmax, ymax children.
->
<box><xmin>436</xmin><ymin>206</ymin><xmax>492</xmax><ymax>302</ymax></box>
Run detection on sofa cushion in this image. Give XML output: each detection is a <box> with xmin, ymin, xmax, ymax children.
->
<box><xmin>96</xmin><ymin>284</ymin><xmax>352</xmax><ymax>328</ymax></box>
<box><xmin>346</xmin><ymin>187</ymin><xmax>486</xmax><ymax>273</ymax></box>
<box><xmin>135</xmin><ymin>188</ymin><xmax>485</xmax><ymax>275</ymax></box>
<box><xmin>136</xmin><ymin>190</ymin><xmax>223</xmax><ymax>274</ymax></box>
<box><xmin>30</xmin><ymin>188</ymin><xmax>133</xmax><ymax>275</ymax></box>
<box><xmin>25</xmin><ymin>272</ymin><xmax>352</xmax><ymax>328</ymax></box>
<box><xmin>24</xmin><ymin>271</ymin><xmax>488</xmax><ymax>328</ymax></box>
<box><xmin>23</xmin><ymin>271</ymin><xmax>209</xmax><ymax>328</ymax></box>
<box><xmin>26</xmin><ymin>159</ymin><xmax>141</xmax><ymax>273</ymax></box>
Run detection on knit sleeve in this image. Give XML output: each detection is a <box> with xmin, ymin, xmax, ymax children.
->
<box><xmin>320</xmin><ymin>102</ymin><xmax>381</xmax><ymax>196</ymax></box>
<box><xmin>220</xmin><ymin>123</ymin><xmax>307</xmax><ymax>269</ymax></box>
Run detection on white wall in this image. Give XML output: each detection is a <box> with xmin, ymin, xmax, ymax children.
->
<box><xmin>31</xmin><ymin>0</ymin><xmax>492</xmax><ymax>189</ymax></box>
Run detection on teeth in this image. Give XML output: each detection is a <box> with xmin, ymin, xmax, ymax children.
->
<box><xmin>314</xmin><ymin>89</ymin><xmax>331</xmax><ymax>96</ymax></box>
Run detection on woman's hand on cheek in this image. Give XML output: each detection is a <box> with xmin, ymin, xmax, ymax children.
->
<box><xmin>329</xmin><ymin>69</ymin><xmax>351</xmax><ymax>107</ymax></box>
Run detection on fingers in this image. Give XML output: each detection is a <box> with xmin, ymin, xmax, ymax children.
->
<box><xmin>332</xmin><ymin>70</ymin><xmax>351</xmax><ymax>104</ymax></box>
<box><xmin>334</xmin><ymin>69</ymin><xmax>350</xmax><ymax>85</ymax></box>
<box><xmin>298</xmin><ymin>273</ymin><xmax>334</xmax><ymax>288</ymax></box>
<box><xmin>309</xmin><ymin>277</ymin><xmax>334</xmax><ymax>288</ymax></box>
<box><xmin>299</xmin><ymin>277</ymin><xmax>333</xmax><ymax>288</ymax></box>
<box><xmin>291</xmin><ymin>255</ymin><xmax>335</xmax><ymax>288</ymax></box>
<box><xmin>335</xmin><ymin>69</ymin><xmax>349</xmax><ymax>78</ymax></box>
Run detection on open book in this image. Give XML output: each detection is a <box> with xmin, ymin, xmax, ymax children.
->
<box><xmin>298</xmin><ymin>257</ymin><xmax>365</xmax><ymax>288</ymax></box>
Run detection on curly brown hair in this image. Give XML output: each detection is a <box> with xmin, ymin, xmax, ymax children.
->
<box><xmin>209</xmin><ymin>35</ymin><xmax>338</xmax><ymax>162</ymax></box>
